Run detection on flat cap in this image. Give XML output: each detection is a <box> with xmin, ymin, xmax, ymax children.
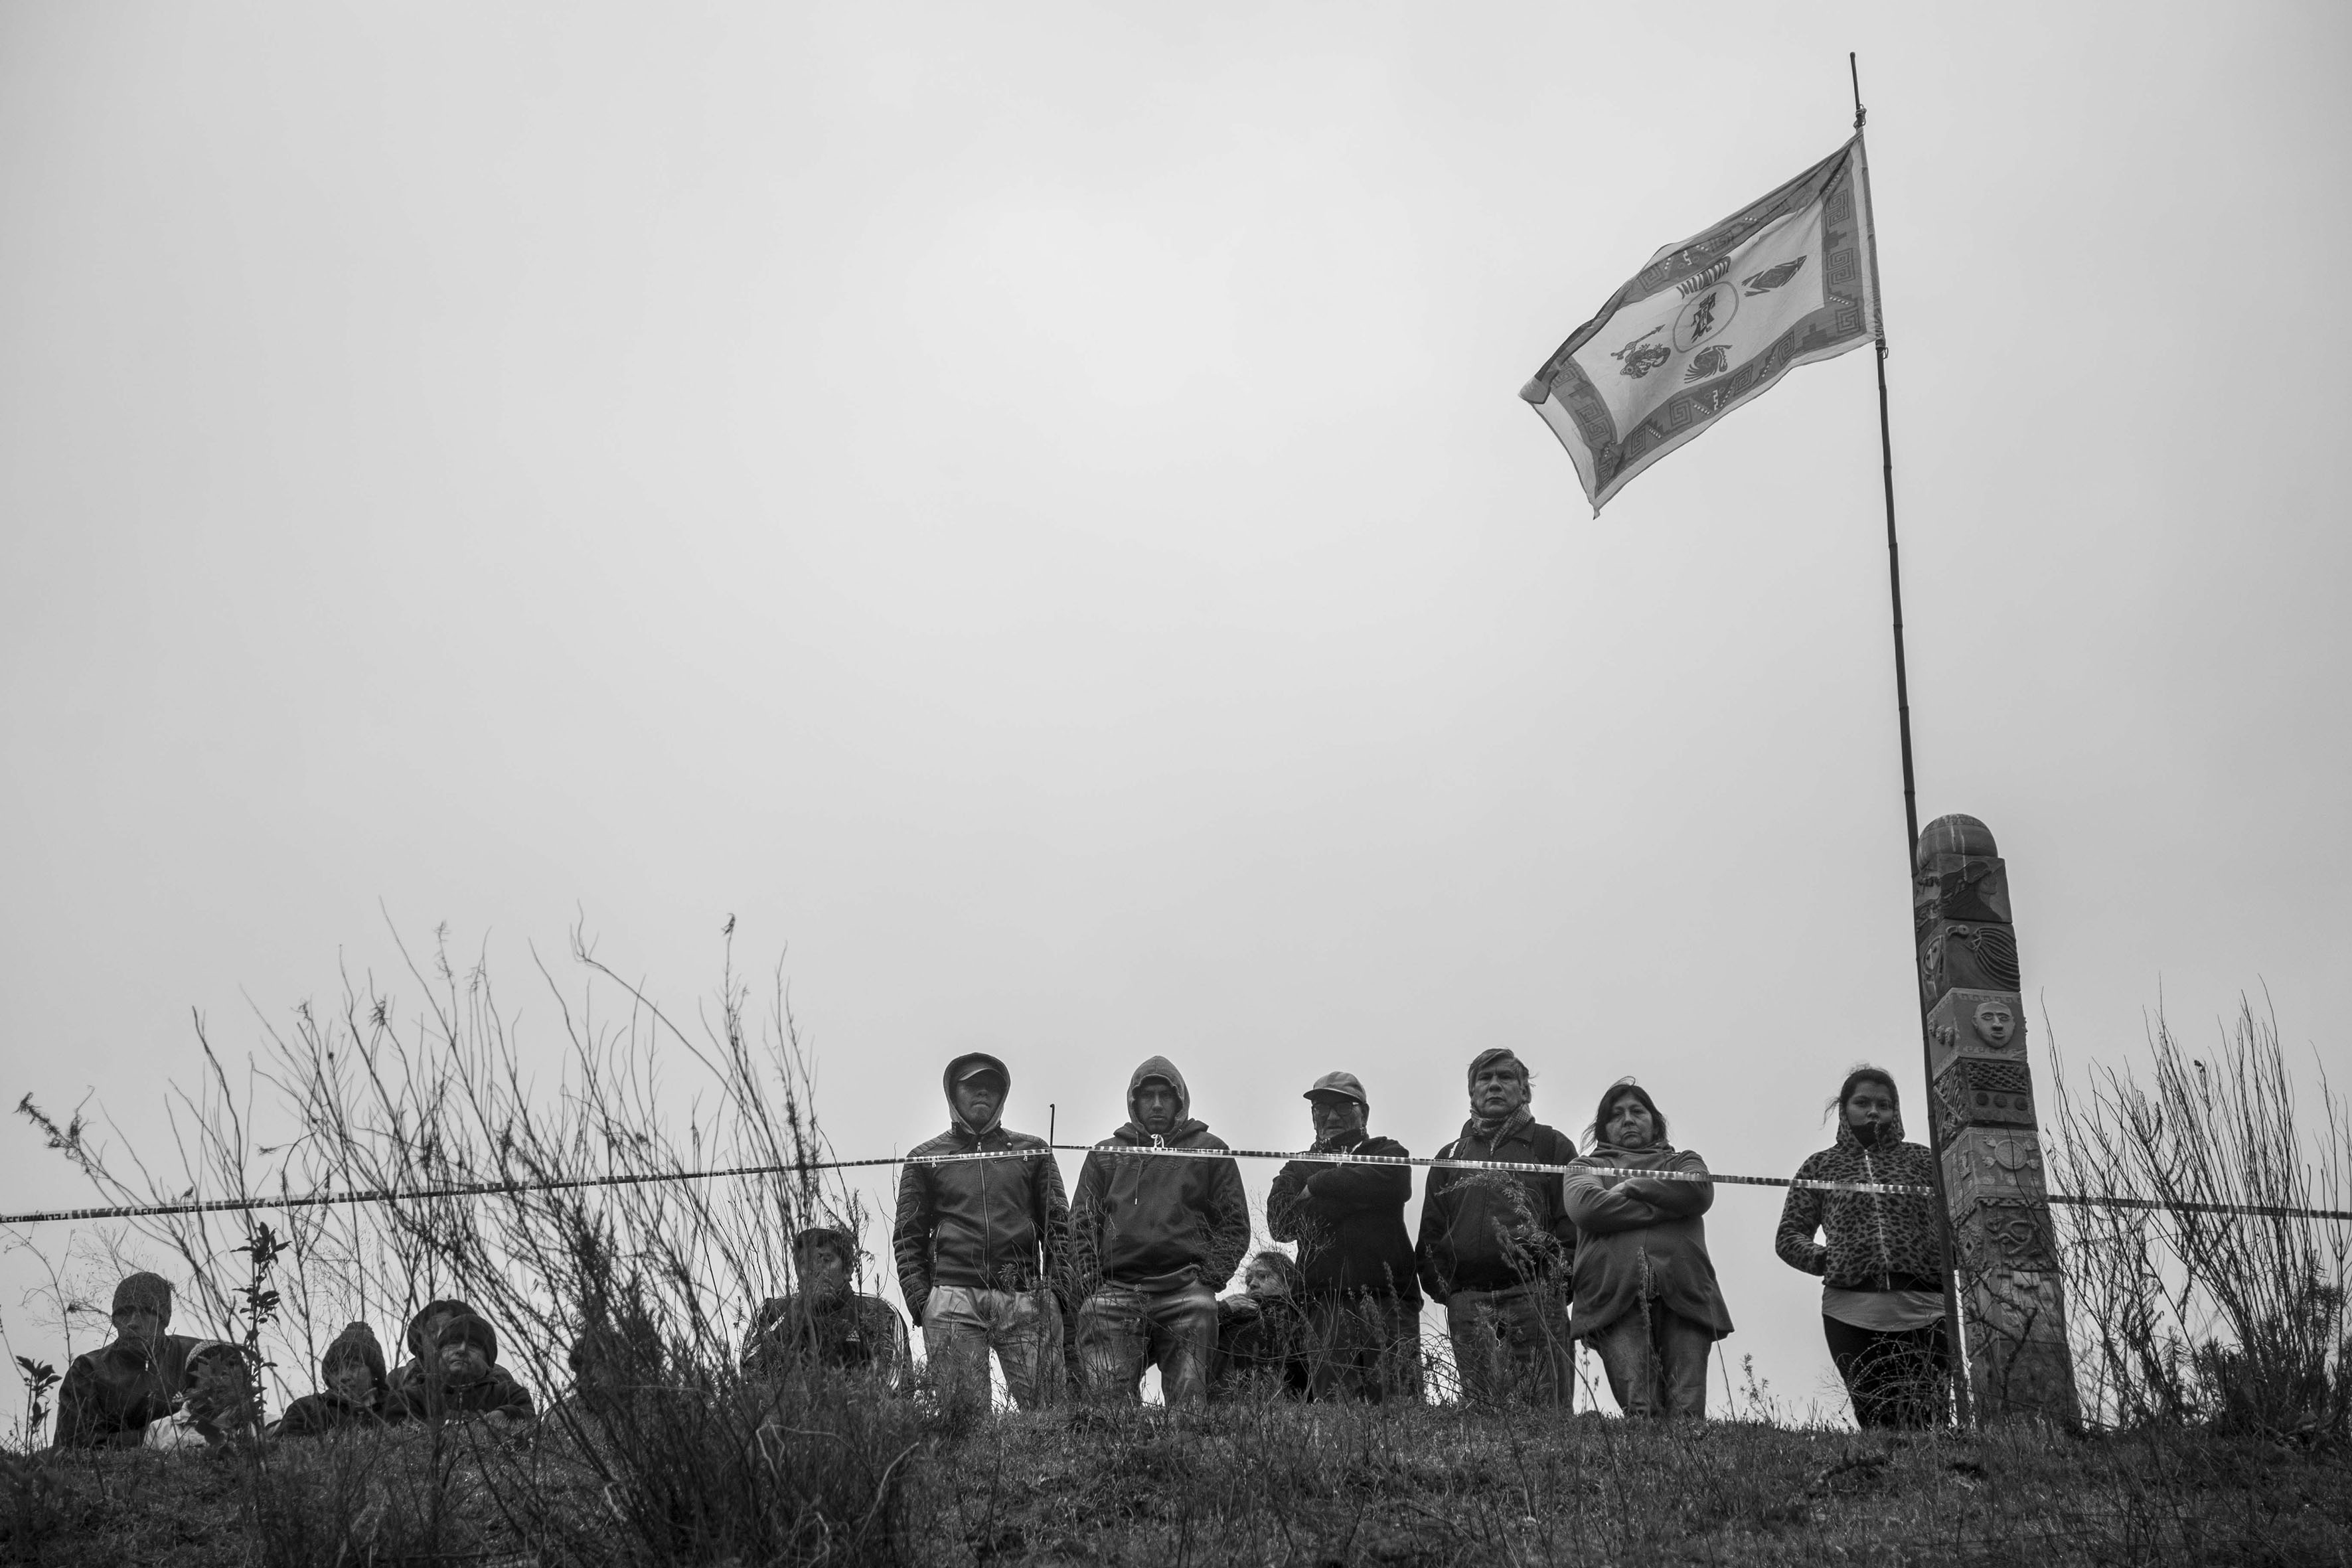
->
<box><xmin>1302</xmin><ymin>1071</ymin><xmax>1368</xmax><ymax>1107</ymax></box>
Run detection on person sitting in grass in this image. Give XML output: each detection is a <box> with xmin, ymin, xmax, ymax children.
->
<box><xmin>1212</xmin><ymin>1249</ymin><xmax>1309</xmax><ymax>1400</ymax></box>
<box><xmin>386</xmin><ymin>1298</ymin><xmax>476</xmax><ymax>1407</ymax></box>
<box><xmin>745</xmin><ymin>1227</ymin><xmax>911</xmax><ymax>1394</ymax></box>
<box><xmin>144</xmin><ymin>1340</ymin><xmax>262</xmax><ymax>1450</ymax></box>
<box><xmin>392</xmin><ymin>1312</ymin><xmax>535</xmax><ymax>1430</ymax></box>
<box><xmin>52</xmin><ymin>1271</ymin><xmax>196</xmax><ymax>1449</ymax></box>
<box><xmin>272</xmin><ymin>1322</ymin><xmax>394</xmax><ymax>1437</ymax></box>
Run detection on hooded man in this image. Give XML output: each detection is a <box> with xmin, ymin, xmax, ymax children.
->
<box><xmin>1415</xmin><ymin>1048</ymin><xmax>1579</xmax><ymax>1406</ymax></box>
<box><xmin>1267</xmin><ymin>1071</ymin><xmax>1423</xmax><ymax>1401</ymax></box>
<box><xmin>386</xmin><ymin>1298</ymin><xmax>476</xmax><ymax>1406</ymax></box>
<box><xmin>52</xmin><ymin>1271</ymin><xmax>197</xmax><ymax>1449</ymax></box>
<box><xmin>1068</xmin><ymin>1056</ymin><xmax>1250</xmax><ymax>1407</ymax></box>
<box><xmin>892</xmin><ymin>1052</ymin><xmax>1069</xmax><ymax>1417</ymax></box>
<box><xmin>746</xmin><ymin>1226</ymin><xmax>911</xmax><ymax>1395</ymax></box>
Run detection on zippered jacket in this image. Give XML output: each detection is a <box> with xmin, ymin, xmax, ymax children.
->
<box><xmin>1774</xmin><ymin>1111</ymin><xmax>1944</xmax><ymax>1291</ymax></box>
<box><xmin>1069</xmin><ymin>1057</ymin><xmax>1251</xmax><ymax>1294</ymax></box>
<box><xmin>1268</xmin><ymin>1128</ymin><xmax>1421</xmax><ymax>1304</ymax></box>
<box><xmin>1416</xmin><ymin>1111</ymin><xmax>1579</xmax><ymax>1302</ymax></box>
<box><xmin>892</xmin><ymin>1052</ymin><xmax>1069</xmax><ymax>1326</ymax></box>
<box><xmin>1563</xmin><ymin>1141</ymin><xmax>1735</xmax><ymax>1340</ymax></box>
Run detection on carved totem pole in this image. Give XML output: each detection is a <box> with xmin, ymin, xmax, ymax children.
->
<box><xmin>1915</xmin><ymin>813</ymin><xmax>2079</xmax><ymax>1423</ymax></box>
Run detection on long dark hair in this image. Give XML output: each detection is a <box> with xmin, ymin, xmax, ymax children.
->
<box><xmin>1588</xmin><ymin>1079</ymin><xmax>1666</xmax><ymax>1146</ymax></box>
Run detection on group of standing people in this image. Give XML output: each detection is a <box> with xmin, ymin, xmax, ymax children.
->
<box><xmin>889</xmin><ymin>1048</ymin><xmax>1952</xmax><ymax>1426</ymax></box>
<box><xmin>52</xmin><ymin>1051</ymin><xmax>1952</xmax><ymax>1449</ymax></box>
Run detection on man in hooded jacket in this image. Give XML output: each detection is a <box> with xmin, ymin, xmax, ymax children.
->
<box><xmin>1416</xmin><ymin>1048</ymin><xmax>1579</xmax><ymax>1405</ymax></box>
<box><xmin>893</xmin><ymin>1052</ymin><xmax>1069</xmax><ymax>1417</ymax></box>
<box><xmin>1267</xmin><ymin>1071</ymin><xmax>1424</xmax><ymax>1401</ymax></box>
<box><xmin>1068</xmin><ymin>1056</ymin><xmax>1251</xmax><ymax>1407</ymax></box>
<box><xmin>53</xmin><ymin>1271</ymin><xmax>196</xmax><ymax>1449</ymax></box>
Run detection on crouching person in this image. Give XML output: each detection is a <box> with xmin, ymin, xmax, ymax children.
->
<box><xmin>145</xmin><ymin>1340</ymin><xmax>263</xmax><ymax>1450</ymax></box>
<box><xmin>746</xmin><ymin>1227</ymin><xmax>911</xmax><ymax>1394</ymax></box>
<box><xmin>1418</xmin><ymin>1050</ymin><xmax>1579</xmax><ymax>1406</ymax></box>
<box><xmin>394</xmin><ymin>1313</ymin><xmax>535</xmax><ymax>1432</ymax></box>
<box><xmin>1212</xmin><ymin>1251</ymin><xmax>1309</xmax><ymax>1401</ymax></box>
<box><xmin>893</xmin><ymin>1054</ymin><xmax>1067</xmax><ymax>1420</ymax></box>
<box><xmin>1564</xmin><ymin>1081</ymin><xmax>1733</xmax><ymax>1419</ymax></box>
<box><xmin>1268</xmin><ymin>1071</ymin><xmax>1424</xmax><ymax>1402</ymax></box>
<box><xmin>273</xmin><ymin>1322</ymin><xmax>394</xmax><ymax>1437</ymax></box>
<box><xmin>1069</xmin><ymin>1057</ymin><xmax>1250</xmax><ymax>1409</ymax></box>
<box><xmin>53</xmin><ymin>1271</ymin><xmax>195</xmax><ymax>1449</ymax></box>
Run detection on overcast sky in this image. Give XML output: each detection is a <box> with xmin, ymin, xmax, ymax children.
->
<box><xmin>4</xmin><ymin>1</ymin><xmax>2347</xmax><ymax>1419</ymax></box>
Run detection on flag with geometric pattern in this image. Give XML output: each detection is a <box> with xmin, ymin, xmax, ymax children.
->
<box><xmin>1521</xmin><ymin>137</ymin><xmax>1881</xmax><ymax>514</ymax></box>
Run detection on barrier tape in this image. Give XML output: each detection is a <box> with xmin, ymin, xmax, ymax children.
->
<box><xmin>0</xmin><ymin>1141</ymin><xmax>2343</xmax><ymax>1229</ymax></box>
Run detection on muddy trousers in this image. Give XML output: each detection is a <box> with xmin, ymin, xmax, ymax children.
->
<box><xmin>1444</xmin><ymin>1283</ymin><xmax>1575</xmax><ymax>1407</ymax></box>
<box><xmin>1585</xmin><ymin>1301</ymin><xmax>1714</xmax><ymax>1419</ymax></box>
<box><xmin>1822</xmin><ymin>1314</ymin><xmax>1950</xmax><ymax>1430</ymax></box>
<box><xmin>921</xmin><ymin>1285</ymin><xmax>1065</xmax><ymax>1417</ymax></box>
<box><xmin>1077</xmin><ymin>1281</ymin><xmax>1217</xmax><ymax>1407</ymax></box>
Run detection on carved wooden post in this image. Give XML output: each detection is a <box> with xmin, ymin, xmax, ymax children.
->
<box><xmin>1915</xmin><ymin>813</ymin><xmax>2079</xmax><ymax>1424</ymax></box>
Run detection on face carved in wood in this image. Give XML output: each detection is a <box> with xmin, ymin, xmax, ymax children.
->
<box><xmin>1972</xmin><ymin>1000</ymin><xmax>2019</xmax><ymax>1050</ymax></box>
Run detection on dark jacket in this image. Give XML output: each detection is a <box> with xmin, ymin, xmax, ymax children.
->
<box><xmin>1268</xmin><ymin>1128</ymin><xmax>1421</xmax><ymax>1305</ymax></box>
<box><xmin>385</xmin><ymin>1299</ymin><xmax>474</xmax><ymax>1406</ymax></box>
<box><xmin>892</xmin><ymin>1053</ymin><xmax>1068</xmax><ymax>1326</ymax></box>
<box><xmin>1774</xmin><ymin>1111</ymin><xmax>1944</xmax><ymax>1291</ymax></box>
<box><xmin>744</xmin><ymin>1293</ymin><xmax>911</xmax><ymax>1393</ymax></box>
<box><xmin>1212</xmin><ymin>1293</ymin><xmax>1310</xmax><ymax>1398</ymax></box>
<box><xmin>52</xmin><ymin>1334</ymin><xmax>196</xmax><ymax>1449</ymax></box>
<box><xmin>1563</xmin><ymin>1141</ymin><xmax>1734</xmax><ymax>1340</ymax></box>
<box><xmin>1416</xmin><ymin>1110</ymin><xmax>1578</xmax><ymax>1302</ymax></box>
<box><xmin>274</xmin><ymin>1390</ymin><xmax>391</xmax><ymax>1437</ymax></box>
<box><xmin>1070</xmin><ymin>1058</ymin><xmax>1251</xmax><ymax>1294</ymax></box>
<box><xmin>393</xmin><ymin>1365</ymin><xmax>535</xmax><ymax>1423</ymax></box>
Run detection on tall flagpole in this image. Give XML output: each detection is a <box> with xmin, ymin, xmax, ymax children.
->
<box><xmin>1851</xmin><ymin>51</ymin><xmax>1975</xmax><ymax>1430</ymax></box>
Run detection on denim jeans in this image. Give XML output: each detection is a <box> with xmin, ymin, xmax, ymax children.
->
<box><xmin>1445</xmin><ymin>1283</ymin><xmax>1575</xmax><ymax>1407</ymax></box>
<box><xmin>1077</xmin><ymin>1281</ymin><xmax>1217</xmax><ymax>1407</ymax></box>
<box><xmin>921</xmin><ymin>1285</ymin><xmax>1065</xmax><ymax>1417</ymax></box>
<box><xmin>1587</xmin><ymin>1300</ymin><xmax>1713</xmax><ymax>1419</ymax></box>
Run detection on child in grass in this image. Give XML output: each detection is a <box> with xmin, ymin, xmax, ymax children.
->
<box><xmin>144</xmin><ymin>1340</ymin><xmax>262</xmax><ymax>1450</ymax></box>
<box><xmin>393</xmin><ymin>1312</ymin><xmax>535</xmax><ymax>1431</ymax></box>
<box><xmin>272</xmin><ymin>1322</ymin><xmax>394</xmax><ymax>1437</ymax></box>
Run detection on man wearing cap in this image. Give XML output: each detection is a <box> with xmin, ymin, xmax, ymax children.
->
<box><xmin>1068</xmin><ymin>1056</ymin><xmax>1251</xmax><ymax>1407</ymax></box>
<box><xmin>746</xmin><ymin>1226</ymin><xmax>911</xmax><ymax>1394</ymax></box>
<box><xmin>1267</xmin><ymin>1072</ymin><xmax>1425</xmax><ymax>1401</ymax></box>
<box><xmin>53</xmin><ymin>1270</ymin><xmax>197</xmax><ymax>1448</ymax></box>
<box><xmin>894</xmin><ymin>1052</ymin><xmax>1069</xmax><ymax>1418</ymax></box>
<box><xmin>1417</xmin><ymin>1049</ymin><xmax>1580</xmax><ymax>1405</ymax></box>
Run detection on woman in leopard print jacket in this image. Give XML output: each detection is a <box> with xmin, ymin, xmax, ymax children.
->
<box><xmin>1775</xmin><ymin>1067</ymin><xmax>1952</xmax><ymax>1429</ymax></box>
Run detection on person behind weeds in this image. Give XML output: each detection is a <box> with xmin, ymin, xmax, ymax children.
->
<box><xmin>394</xmin><ymin>1312</ymin><xmax>535</xmax><ymax>1430</ymax></box>
<box><xmin>144</xmin><ymin>1340</ymin><xmax>262</xmax><ymax>1450</ymax></box>
<box><xmin>1069</xmin><ymin>1056</ymin><xmax>1250</xmax><ymax>1407</ymax></box>
<box><xmin>893</xmin><ymin>1052</ymin><xmax>1069</xmax><ymax>1419</ymax></box>
<box><xmin>1417</xmin><ymin>1049</ymin><xmax>1579</xmax><ymax>1406</ymax></box>
<box><xmin>1775</xmin><ymin>1066</ymin><xmax>1952</xmax><ymax>1429</ymax></box>
<box><xmin>1267</xmin><ymin>1071</ymin><xmax>1423</xmax><ymax>1401</ymax></box>
<box><xmin>746</xmin><ymin>1227</ymin><xmax>911</xmax><ymax>1394</ymax></box>
<box><xmin>1212</xmin><ymin>1250</ymin><xmax>1309</xmax><ymax>1400</ymax></box>
<box><xmin>272</xmin><ymin>1322</ymin><xmax>394</xmax><ymax>1437</ymax></box>
<box><xmin>52</xmin><ymin>1271</ymin><xmax>196</xmax><ymax>1448</ymax></box>
<box><xmin>1563</xmin><ymin>1081</ymin><xmax>1733</xmax><ymax>1419</ymax></box>
<box><xmin>386</xmin><ymin>1298</ymin><xmax>476</xmax><ymax>1407</ymax></box>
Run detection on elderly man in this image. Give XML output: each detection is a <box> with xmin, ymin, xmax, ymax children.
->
<box><xmin>1069</xmin><ymin>1056</ymin><xmax>1251</xmax><ymax>1407</ymax></box>
<box><xmin>1417</xmin><ymin>1048</ymin><xmax>1579</xmax><ymax>1405</ymax></box>
<box><xmin>1267</xmin><ymin>1071</ymin><xmax>1423</xmax><ymax>1401</ymax></box>
<box><xmin>894</xmin><ymin>1053</ymin><xmax>1068</xmax><ymax>1418</ymax></box>
<box><xmin>747</xmin><ymin>1226</ymin><xmax>911</xmax><ymax>1393</ymax></box>
<box><xmin>53</xmin><ymin>1271</ymin><xmax>196</xmax><ymax>1448</ymax></box>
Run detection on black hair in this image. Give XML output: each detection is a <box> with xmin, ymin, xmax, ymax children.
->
<box><xmin>1826</xmin><ymin>1065</ymin><xmax>1901</xmax><ymax>1123</ymax></box>
<box><xmin>1588</xmin><ymin>1078</ymin><xmax>1666</xmax><ymax>1145</ymax></box>
<box><xmin>793</xmin><ymin>1227</ymin><xmax>857</xmax><ymax>1268</ymax></box>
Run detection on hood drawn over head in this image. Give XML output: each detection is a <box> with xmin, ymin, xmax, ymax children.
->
<box><xmin>405</xmin><ymin>1299</ymin><xmax>477</xmax><ymax>1358</ymax></box>
<box><xmin>1125</xmin><ymin>1056</ymin><xmax>1192</xmax><ymax>1129</ymax></box>
<box><xmin>942</xmin><ymin>1052</ymin><xmax>1011</xmax><ymax>1135</ymax></box>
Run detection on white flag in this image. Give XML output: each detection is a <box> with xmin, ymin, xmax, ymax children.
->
<box><xmin>1521</xmin><ymin>137</ymin><xmax>1880</xmax><ymax>514</ymax></box>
